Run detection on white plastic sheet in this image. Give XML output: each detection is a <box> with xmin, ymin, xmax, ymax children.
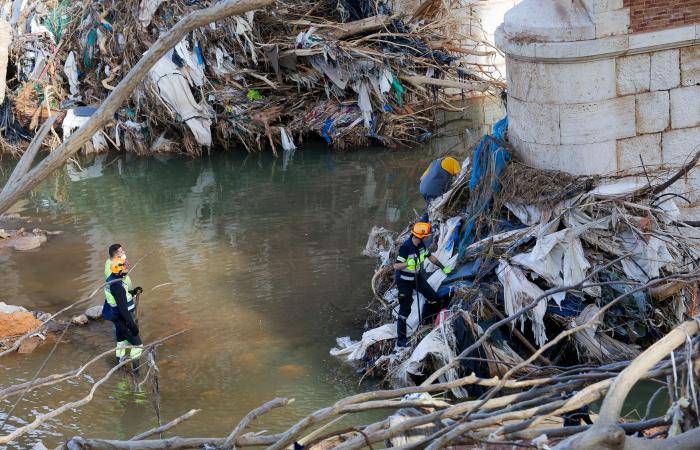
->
<box><xmin>505</xmin><ymin>202</ymin><xmax>549</xmax><ymax>226</ymax></box>
<box><xmin>511</xmin><ymin>220</ymin><xmax>604</xmax><ymax>302</ymax></box>
<box><xmin>63</xmin><ymin>51</ymin><xmax>80</xmax><ymax>99</ymax></box>
<box><xmin>149</xmin><ymin>51</ymin><xmax>212</xmax><ymax>146</ymax></box>
<box><xmin>62</xmin><ymin>109</ymin><xmax>108</xmax><ymax>154</ymax></box>
<box><xmin>353</xmin><ymin>80</ymin><xmax>372</xmax><ymax>128</ymax></box>
<box><xmin>619</xmin><ymin>231</ymin><xmax>674</xmax><ymax>282</ymax></box>
<box><xmin>424</xmin><ymin>216</ymin><xmax>461</xmax><ymax>289</ymax></box>
<box><xmin>138</xmin><ymin>0</ymin><xmax>165</xmax><ymax>27</ymax></box>
<box><xmin>394</xmin><ymin>317</ymin><xmax>468</xmax><ymax>398</ymax></box>
<box><xmin>330</xmin><ymin>323</ymin><xmax>396</xmax><ymax>363</ymax></box>
<box><xmin>497</xmin><ymin>261</ymin><xmax>548</xmax><ymax>347</ymax></box>
<box><xmin>174</xmin><ymin>39</ymin><xmax>205</xmax><ymax>87</ymax></box>
<box><xmin>280</xmin><ymin>127</ymin><xmax>296</xmax><ymax>152</ymax></box>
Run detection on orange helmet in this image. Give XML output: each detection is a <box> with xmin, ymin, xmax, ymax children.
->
<box><xmin>411</xmin><ymin>222</ymin><xmax>432</xmax><ymax>239</ymax></box>
<box><xmin>110</xmin><ymin>257</ymin><xmax>129</xmax><ymax>275</ymax></box>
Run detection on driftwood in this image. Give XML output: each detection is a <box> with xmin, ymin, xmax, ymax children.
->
<box><xmin>401</xmin><ymin>74</ymin><xmax>494</xmax><ymax>92</ymax></box>
<box><xmin>1</xmin><ymin>304</ymin><xmax>695</xmax><ymax>449</ymax></box>
<box><xmin>129</xmin><ymin>409</ymin><xmax>200</xmax><ymax>441</ymax></box>
<box><xmin>555</xmin><ymin>320</ymin><xmax>700</xmax><ymax>450</ymax></box>
<box><xmin>0</xmin><ymin>333</ymin><xmax>183</xmax><ymax>446</ymax></box>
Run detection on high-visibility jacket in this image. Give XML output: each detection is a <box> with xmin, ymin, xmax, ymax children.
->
<box><xmin>103</xmin><ymin>273</ymin><xmax>135</xmax><ymax>321</ymax></box>
<box><xmin>395</xmin><ymin>237</ymin><xmax>431</xmax><ymax>282</ymax></box>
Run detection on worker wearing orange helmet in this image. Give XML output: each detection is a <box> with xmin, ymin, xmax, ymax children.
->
<box><xmin>392</xmin><ymin>222</ymin><xmax>452</xmax><ymax>348</ymax></box>
<box><xmin>103</xmin><ymin>244</ymin><xmax>143</xmax><ymax>362</ymax></box>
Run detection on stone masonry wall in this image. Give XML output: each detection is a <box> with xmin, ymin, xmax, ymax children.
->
<box><xmin>507</xmin><ymin>42</ymin><xmax>700</xmax><ymax>206</ymax></box>
<box><xmin>624</xmin><ymin>0</ymin><xmax>700</xmax><ymax>33</ymax></box>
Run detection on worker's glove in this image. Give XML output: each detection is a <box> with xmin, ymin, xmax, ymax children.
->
<box><xmin>129</xmin><ymin>287</ymin><xmax>143</xmax><ymax>295</ymax></box>
<box><xmin>442</xmin><ymin>266</ymin><xmax>453</xmax><ymax>275</ymax></box>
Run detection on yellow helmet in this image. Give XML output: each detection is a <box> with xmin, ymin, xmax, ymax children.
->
<box><xmin>441</xmin><ymin>157</ymin><xmax>461</xmax><ymax>176</ymax></box>
<box><xmin>110</xmin><ymin>257</ymin><xmax>129</xmax><ymax>274</ymax></box>
<box><xmin>411</xmin><ymin>222</ymin><xmax>432</xmax><ymax>239</ymax></box>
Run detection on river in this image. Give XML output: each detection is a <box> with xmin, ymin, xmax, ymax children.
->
<box><xmin>0</xmin><ymin>126</ymin><xmax>481</xmax><ymax>448</ymax></box>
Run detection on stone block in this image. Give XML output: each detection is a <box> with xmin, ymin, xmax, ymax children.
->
<box><xmin>628</xmin><ymin>26</ymin><xmax>696</xmax><ymax>51</ymax></box>
<box><xmin>593</xmin><ymin>8</ymin><xmax>630</xmax><ymax>38</ymax></box>
<box><xmin>511</xmin><ymin>134</ymin><xmax>617</xmax><ymax>175</ymax></box>
<box><xmin>534</xmin><ymin>35</ymin><xmax>628</xmax><ymax>60</ymax></box>
<box><xmin>560</xmin><ymin>96</ymin><xmax>636</xmax><ymax>144</ymax></box>
<box><xmin>617</xmin><ymin>54</ymin><xmax>650</xmax><ymax>95</ymax></box>
<box><xmin>616</xmin><ymin>133</ymin><xmax>662</xmax><ymax>172</ymax></box>
<box><xmin>662</xmin><ymin>127</ymin><xmax>700</xmax><ymax>166</ymax></box>
<box><xmin>670</xmin><ymin>86</ymin><xmax>700</xmax><ymax>129</ymax></box>
<box><xmin>681</xmin><ymin>45</ymin><xmax>700</xmax><ymax>87</ymax></box>
<box><xmin>508</xmin><ymin>58</ymin><xmax>616</xmax><ymax>104</ymax></box>
<box><xmin>650</xmin><ymin>49</ymin><xmax>680</xmax><ymax>91</ymax></box>
<box><xmin>581</xmin><ymin>0</ymin><xmax>623</xmax><ymax>13</ymax></box>
<box><xmin>507</xmin><ymin>97</ymin><xmax>560</xmax><ymax>145</ymax></box>
<box><xmin>636</xmin><ymin>91</ymin><xmax>669</xmax><ymax>134</ymax></box>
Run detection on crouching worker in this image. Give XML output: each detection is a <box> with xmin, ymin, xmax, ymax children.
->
<box><xmin>392</xmin><ymin>222</ymin><xmax>452</xmax><ymax>349</ymax></box>
<box><xmin>103</xmin><ymin>257</ymin><xmax>144</xmax><ymax>362</ymax></box>
<box><xmin>419</xmin><ymin>156</ymin><xmax>461</xmax><ymax>205</ymax></box>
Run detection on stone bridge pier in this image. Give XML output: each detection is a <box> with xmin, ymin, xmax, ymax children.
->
<box><xmin>496</xmin><ymin>0</ymin><xmax>700</xmax><ymax>215</ymax></box>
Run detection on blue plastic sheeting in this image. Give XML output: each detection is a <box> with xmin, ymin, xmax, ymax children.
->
<box><xmin>437</xmin><ymin>257</ymin><xmax>483</xmax><ymax>298</ymax></box>
<box><xmin>443</xmin><ymin>257</ymin><xmax>483</xmax><ymax>284</ymax></box>
<box><xmin>546</xmin><ymin>296</ymin><xmax>586</xmax><ymax>317</ymax></box>
<box><xmin>321</xmin><ymin>118</ymin><xmax>335</xmax><ymax>144</ymax></box>
<box><xmin>457</xmin><ymin>117</ymin><xmax>510</xmax><ymax>260</ymax></box>
<box><xmin>445</xmin><ymin>220</ymin><xmax>462</xmax><ymax>255</ymax></box>
<box><xmin>468</xmin><ymin>117</ymin><xmax>509</xmax><ymax>192</ymax></box>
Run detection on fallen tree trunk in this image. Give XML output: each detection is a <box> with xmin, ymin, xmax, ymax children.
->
<box><xmin>0</xmin><ymin>0</ymin><xmax>273</xmax><ymax>216</ymax></box>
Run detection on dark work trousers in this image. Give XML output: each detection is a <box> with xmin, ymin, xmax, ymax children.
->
<box><xmin>113</xmin><ymin>311</ymin><xmax>142</xmax><ymax>347</ymax></box>
<box><xmin>396</xmin><ymin>275</ymin><xmax>441</xmax><ymax>345</ymax></box>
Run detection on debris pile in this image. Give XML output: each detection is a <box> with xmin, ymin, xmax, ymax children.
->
<box><xmin>0</xmin><ymin>0</ymin><xmax>502</xmax><ymax>156</ymax></box>
<box><xmin>333</xmin><ymin>116</ymin><xmax>700</xmax><ymax>396</ymax></box>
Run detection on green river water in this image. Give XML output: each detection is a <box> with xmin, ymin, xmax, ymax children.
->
<box><xmin>0</xmin><ymin>138</ymin><xmax>472</xmax><ymax>449</ymax></box>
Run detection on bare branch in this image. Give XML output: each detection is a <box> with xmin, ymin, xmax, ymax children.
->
<box><xmin>130</xmin><ymin>409</ymin><xmax>200</xmax><ymax>441</ymax></box>
<box><xmin>222</xmin><ymin>398</ymin><xmax>291</xmax><ymax>448</ymax></box>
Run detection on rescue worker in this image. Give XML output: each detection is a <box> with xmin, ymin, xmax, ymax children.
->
<box><xmin>103</xmin><ymin>254</ymin><xmax>143</xmax><ymax>362</ymax></box>
<box><xmin>419</xmin><ymin>156</ymin><xmax>461</xmax><ymax>204</ymax></box>
<box><xmin>393</xmin><ymin>222</ymin><xmax>452</xmax><ymax>348</ymax></box>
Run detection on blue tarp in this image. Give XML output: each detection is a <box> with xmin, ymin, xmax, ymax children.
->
<box><xmin>457</xmin><ymin>117</ymin><xmax>510</xmax><ymax>260</ymax></box>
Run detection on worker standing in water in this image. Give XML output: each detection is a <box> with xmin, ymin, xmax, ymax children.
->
<box><xmin>419</xmin><ymin>156</ymin><xmax>461</xmax><ymax>205</ymax></box>
<box><xmin>103</xmin><ymin>244</ymin><xmax>143</xmax><ymax>362</ymax></box>
<box><xmin>393</xmin><ymin>222</ymin><xmax>451</xmax><ymax>349</ymax></box>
